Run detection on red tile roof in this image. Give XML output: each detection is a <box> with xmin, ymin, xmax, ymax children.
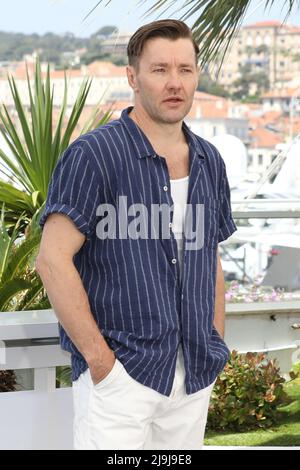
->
<box><xmin>193</xmin><ymin>90</ymin><xmax>221</xmax><ymax>101</ymax></box>
<box><xmin>244</xmin><ymin>20</ymin><xmax>300</xmax><ymax>32</ymax></box>
<box><xmin>86</xmin><ymin>61</ymin><xmax>127</xmax><ymax>77</ymax></box>
<box><xmin>262</xmin><ymin>88</ymin><xmax>300</xmax><ymax>98</ymax></box>
<box><xmin>244</xmin><ymin>20</ymin><xmax>285</xmax><ymax>28</ymax></box>
<box><xmin>249</xmin><ymin>126</ymin><xmax>282</xmax><ymax>148</ymax></box>
<box><xmin>188</xmin><ymin>92</ymin><xmax>246</xmax><ymax>119</ymax></box>
<box><xmin>7</xmin><ymin>60</ymin><xmax>128</xmax><ymax>80</ymax></box>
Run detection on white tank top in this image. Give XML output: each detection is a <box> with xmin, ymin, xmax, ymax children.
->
<box><xmin>169</xmin><ymin>175</ymin><xmax>189</xmax><ymax>279</ymax></box>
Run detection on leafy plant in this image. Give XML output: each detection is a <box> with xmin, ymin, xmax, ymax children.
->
<box><xmin>289</xmin><ymin>362</ymin><xmax>300</xmax><ymax>381</ymax></box>
<box><xmin>0</xmin><ymin>58</ymin><xmax>112</xmax><ymax>232</ymax></box>
<box><xmin>56</xmin><ymin>366</ymin><xmax>72</xmax><ymax>388</ymax></box>
<box><xmin>207</xmin><ymin>350</ymin><xmax>287</xmax><ymax>431</ymax></box>
<box><xmin>0</xmin><ymin>203</ymin><xmax>48</xmax><ymax>311</ymax></box>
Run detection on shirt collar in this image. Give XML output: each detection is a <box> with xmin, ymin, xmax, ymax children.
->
<box><xmin>120</xmin><ymin>106</ymin><xmax>206</xmax><ymax>160</ymax></box>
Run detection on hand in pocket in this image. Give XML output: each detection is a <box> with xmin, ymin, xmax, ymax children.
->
<box><xmin>89</xmin><ymin>349</ymin><xmax>116</xmax><ymax>387</ymax></box>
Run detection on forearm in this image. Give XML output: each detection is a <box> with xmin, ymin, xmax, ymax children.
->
<box><xmin>36</xmin><ymin>255</ymin><xmax>111</xmax><ymax>367</ymax></box>
<box><xmin>213</xmin><ymin>252</ymin><xmax>226</xmax><ymax>339</ymax></box>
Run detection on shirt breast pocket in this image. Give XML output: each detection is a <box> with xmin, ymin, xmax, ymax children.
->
<box><xmin>200</xmin><ymin>196</ymin><xmax>220</xmax><ymax>249</ymax></box>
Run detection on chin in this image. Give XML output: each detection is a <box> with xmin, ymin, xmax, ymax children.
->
<box><xmin>162</xmin><ymin>111</ymin><xmax>186</xmax><ymax>123</ymax></box>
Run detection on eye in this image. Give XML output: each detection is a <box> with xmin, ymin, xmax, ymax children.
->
<box><xmin>153</xmin><ymin>68</ymin><xmax>165</xmax><ymax>73</ymax></box>
<box><xmin>182</xmin><ymin>68</ymin><xmax>192</xmax><ymax>73</ymax></box>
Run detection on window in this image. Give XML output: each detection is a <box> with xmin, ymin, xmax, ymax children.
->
<box><xmin>258</xmin><ymin>154</ymin><xmax>263</xmax><ymax>165</ymax></box>
<box><xmin>256</xmin><ymin>35</ymin><xmax>262</xmax><ymax>46</ymax></box>
<box><xmin>264</xmin><ymin>35</ymin><xmax>271</xmax><ymax>45</ymax></box>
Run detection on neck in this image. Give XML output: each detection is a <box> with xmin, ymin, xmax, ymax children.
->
<box><xmin>129</xmin><ymin>105</ymin><xmax>186</xmax><ymax>147</ymax></box>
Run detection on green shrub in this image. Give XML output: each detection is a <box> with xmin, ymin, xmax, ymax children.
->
<box><xmin>207</xmin><ymin>350</ymin><xmax>287</xmax><ymax>431</ymax></box>
<box><xmin>56</xmin><ymin>366</ymin><xmax>72</xmax><ymax>388</ymax></box>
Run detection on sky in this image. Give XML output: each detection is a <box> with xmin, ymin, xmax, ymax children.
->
<box><xmin>0</xmin><ymin>0</ymin><xmax>300</xmax><ymax>37</ymax></box>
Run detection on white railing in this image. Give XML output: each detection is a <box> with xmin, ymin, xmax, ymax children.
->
<box><xmin>0</xmin><ymin>310</ymin><xmax>72</xmax><ymax>450</ymax></box>
<box><xmin>1</xmin><ymin>303</ymin><xmax>300</xmax><ymax>450</ymax></box>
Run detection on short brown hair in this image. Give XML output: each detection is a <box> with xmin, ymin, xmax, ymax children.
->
<box><xmin>127</xmin><ymin>19</ymin><xmax>199</xmax><ymax>69</ymax></box>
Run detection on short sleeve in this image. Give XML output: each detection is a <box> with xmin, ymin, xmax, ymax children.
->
<box><xmin>218</xmin><ymin>157</ymin><xmax>237</xmax><ymax>243</ymax></box>
<box><xmin>39</xmin><ymin>144</ymin><xmax>100</xmax><ymax>240</ymax></box>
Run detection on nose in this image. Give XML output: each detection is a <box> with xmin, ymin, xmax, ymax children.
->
<box><xmin>166</xmin><ymin>71</ymin><xmax>182</xmax><ymax>90</ymax></box>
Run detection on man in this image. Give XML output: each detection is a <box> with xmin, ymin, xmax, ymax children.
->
<box><xmin>36</xmin><ymin>19</ymin><xmax>237</xmax><ymax>450</ymax></box>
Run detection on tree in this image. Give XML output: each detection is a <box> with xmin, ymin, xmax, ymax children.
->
<box><xmin>86</xmin><ymin>1</ymin><xmax>298</xmax><ymax>70</ymax></box>
<box><xmin>232</xmin><ymin>64</ymin><xmax>269</xmax><ymax>100</ymax></box>
<box><xmin>94</xmin><ymin>25</ymin><xmax>118</xmax><ymax>37</ymax></box>
<box><xmin>197</xmin><ymin>71</ymin><xmax>230</xmax><ymax>98</ymax></box>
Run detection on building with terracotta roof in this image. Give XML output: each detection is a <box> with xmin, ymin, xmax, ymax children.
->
<box><xmin>1</xmin><ymin>56</ymin><xmax>290</xmax><ymax>182</ymax></box>
<box><xmin>261</xmin><ymin>87</ymin><xmax>300</xmax><ymax>115</ymax></box>
<box><xmin>244</xmin><ymin>102</ymin><xmax>288</xmax><ymax>177</ymax></box>
<box><xmin>0</xmin><ymin>60</ymin><xmax>132</xmax><ymax>107</ymax></box>
<box><xmin>248</xmin><ymin>125</ymin><xmax>282</xmax><ymax>175</ymax></box>
<box><xmin>186</xmin><ymin>91</ymin><xmax>249</xmax><ymax>143</ymax></box>
<box><xmin>215</xmin><ymin>20</ymin><xmax>300</xmax><ymax>91</ymax></box>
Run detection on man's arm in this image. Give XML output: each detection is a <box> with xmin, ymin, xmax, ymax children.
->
<box><xmin>35</xmin><ymin>213</ymin><xmax>115</xmax><ymax>385</ymax></box>
<box><xmin>213</xmin><ymin>249</ymin><xmax>226</xmax><ymax>339</ymax></box>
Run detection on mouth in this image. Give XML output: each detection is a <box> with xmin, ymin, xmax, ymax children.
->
<box><xmin>163</xmin><ymin>97</ymin><xmax>184</xmax><ymax>104</ymax></box>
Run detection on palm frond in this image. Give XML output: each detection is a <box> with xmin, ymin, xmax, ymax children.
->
<box><xmin>56</xmin><ymin>366</ymin><xmax>72</xmax><ymax>388</ymax></box>
<box><xmin>1</xmin><ymin>233</ymin><xmax>41</xmax><ymax>285</ymax></box>
<box><xmin>82</xmin><ymin>0</ymin><xmax>113</xmax><ymax>22</ymax></box>
<box><xmin>0</xmin><ymin>204</ymin><xmax>24</xmax><ymax>282</ymax></box>
<box><xmin>85</xmin><ymin>0</ymin><xmax>300</xmax><ymax>68</ymax></box>
<box><xmin>15</xmin><ymin>279</ymin><xmax>45</xmax><ymax>311</ymax></box>
<box><xmin>0</xmin><ymin>278</ymin><xmax>32</xmax><ymax>311</ymax></box>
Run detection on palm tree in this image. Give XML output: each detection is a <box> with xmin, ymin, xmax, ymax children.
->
<box><xmin>0</xmin><ymin>58</ymin><xmax>112</xmax><ymax>233</ymax></box>
<box><xmin>85</xmin><ymin>0</ymin><xmax>298</xmax><ymax>69</ymax></box>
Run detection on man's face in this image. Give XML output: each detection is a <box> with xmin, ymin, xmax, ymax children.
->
<box><xmin>127</xmin><ymin>37</ymin><xmax>199</xmax><ymax>125</ymax></box>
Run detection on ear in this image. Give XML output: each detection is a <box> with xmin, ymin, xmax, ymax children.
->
<box><xmin>126</xmin><ymin>65</ymin><xmax>138</xmax><ymax>92</ymax></box>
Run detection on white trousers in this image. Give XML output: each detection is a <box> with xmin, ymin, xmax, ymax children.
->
<box><xmin>72</xmin><ymin>345</ymin><xmax>214</xmax><ymax>450</ymax></box>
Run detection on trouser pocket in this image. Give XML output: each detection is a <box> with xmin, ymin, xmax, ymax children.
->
<box><xmin>92</xmin><ymin>358</ymin><xmax>124</xmax><ymax>390</ymax></box>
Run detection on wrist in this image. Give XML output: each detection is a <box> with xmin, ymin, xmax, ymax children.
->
<box><xmin>84</xmin><ymin>339</ymin><xmax>113</xmax><ymax>368</ymax></box>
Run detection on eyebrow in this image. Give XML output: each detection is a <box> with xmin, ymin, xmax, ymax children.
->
<box><xmin>150</xmin><ymin>62</ymin><xmax>195</xmax><ymax>68</ymax></box>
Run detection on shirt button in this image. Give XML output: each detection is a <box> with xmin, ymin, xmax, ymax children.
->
<box><xmin>171</xmin><ymin>258</ymin><xmax>177</xmax><ymax>264</ymax></box>
<box><xmin>169</xmin><ymin>222</ymin><xmax>173</xmax><ymax>228</ymax></box>
<box><xmin>163</xmin><ymin>185</ymin><xmax>168</xmax><ymax>191</ymax></box>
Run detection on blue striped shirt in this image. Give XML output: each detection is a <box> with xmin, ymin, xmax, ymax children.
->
<box><xmin>39</xmin><ymin>106</ymin><xmax>237</xmax><ymax>396</ymax></box>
